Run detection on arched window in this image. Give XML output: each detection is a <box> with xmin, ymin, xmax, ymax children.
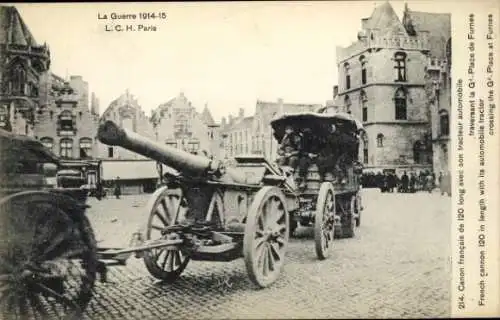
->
<box><xmin>395</xmin><ymin>88</ymin><xmax>407</xmax><ymax>120</ymax></box>
<box><xmin>344</xmin><ymin>95</ymin><xmax>352</xmax><ymax>114</ymax></box>
<box><xmin>376</xmin><ymin>133</ymin><xmax>384</xmax><ymax>147</ymax></box>
<box><xmin>60</xmin><ymin>138</ymin><xmax>73</xmax><ymax>158</ymax></box>
<box><xmin>11</xmin><ymin>64</ymin><xmax>26</xmax><ymax>95</ymax></box>
<box><xmin>439</xmin><ymin>109</ymin><xmax>450</xmax><ymax>136</ymax></box>
<box><xmin>362</xmin><ymin>133</ymin><xmax>369</xmax><ymax>164</ymax></box>
<box><xmin>344</xmin><ymin>62</ymin><xmax>351</xmax><ymax>90</ymax></box>
<box><xmin>40</xmin><ymin>137</ymin><xmax>54</xmax><ymax>152</ymax></box>
<box><xmin>446</xmin><ymin>39</ymin><xmax>452</xmax><ymax>62</ymax></box>
<box><xmin>360</xmin><ymin>55</ymin><xmax>367</xmax><ymax>85</ymax></box>
<box><xmin>79</xmin><ymin>137</ymin><xmax>92</xmax><ymax>158</ymax></box>
<box><xmin>394</xmin><ymin>52</ymin><xmax>407</xmax><ymax>82</ymax></box>
<box><xmin>360</xmin><ymin>90</ymin><xmax>368</xmax><ymax>122</ymax></box>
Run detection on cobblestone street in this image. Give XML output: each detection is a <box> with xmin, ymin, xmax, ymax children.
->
<box><xmin>83</xmin><ymin>189</ymin><xmax>451</xmax><ymax>319</ymax></box>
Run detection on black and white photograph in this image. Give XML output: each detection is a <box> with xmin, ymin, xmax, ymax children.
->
<box><xmin>0</xmin><ymin>1</ymin><xmax>498</xmax><ymax>319</ymax></box>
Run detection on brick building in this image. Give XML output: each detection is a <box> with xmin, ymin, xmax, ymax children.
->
<box><xmin>335</xmin><ymin>2</ymin><xmax>450</xmax><ymax>174</ymax></box>
<box><xmin>0</xmin><ymin>6</ymin><xmax>50</xmax><ymax>136</ymax></box>
<box><xmin>150</xmin><ymin>92</ymin><xmax>221</xmax><ymax>159</ymax></box>
<box><xmin>35</xmin><ymin>73</ymin><xmax>100</xmax><ymax>159</ymax></box>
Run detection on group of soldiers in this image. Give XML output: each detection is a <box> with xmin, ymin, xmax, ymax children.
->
<box><xmin>361</xmin><ymin>170</ymin><xmax>448</xmax><ymax>194</ymax></box>
<box><xmin>276</xmin><ymin>123</ymin><xmax>359</xmax><ymax>189</ymax></box>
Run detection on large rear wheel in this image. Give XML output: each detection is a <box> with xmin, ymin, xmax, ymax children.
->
<box><xmin>0</xmin><ymin>191</ymin><xmax>98</xmax><ymax>319</ymax></box>
<box><xmin>143</xmin><ymin>186</ymin><xmax>190</xmax><ymax>282</ymax></box>
<box><xmin>314</xmin><ymin>182</ymin><xmax>336</xmax><ymax>260</ymax></box>
<box><xmin>243</xmin><ymin>187</ymin><xmax>289</xmax><ymax>288</ymax></box>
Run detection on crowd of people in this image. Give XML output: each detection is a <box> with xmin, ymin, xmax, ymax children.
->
<box><xmin>360</xmin><ymin>170</ymin><xmax>450</xmax><ymax>194</ymax></box>
<box><xmin>276</xmin><ymin>123</ymin><xmax>360</xmax><ymax>189</ymax></box>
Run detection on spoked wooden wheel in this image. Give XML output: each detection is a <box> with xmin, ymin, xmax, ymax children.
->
<box><xmin>243</xmin><ymin>186</ymin><xmax>289</xmax><ymax>288</ymax></box>
<box><xmin>0</xmin><ymin>191</ymin><xmax>98</xmax><ymax>320</ymax></box>
<box><xmin>314</xmin><ymin>182</ymin><xmax>336</xmax><ymax>260</ymax></box>
<box><xmin>143</xmin><ymin>186</ymin><xmax>190</xmax><ymax>282</ymax></box>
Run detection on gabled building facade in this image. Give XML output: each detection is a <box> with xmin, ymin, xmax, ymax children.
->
<box><xmin>0</xmin><ymin>6</ymin><xmax>50</xmax><ymax>136</ymax></box>
<box><xmin>335</xmin><ymin>2</ymin><xmax>449</xmax><ymax>174</ymax></box>
<box><xmin>150</xmin><ymin>92</ymin><xmax>221</xmax><ymax>159</ymax></box>
<box><xmin>99</xmin><ymin>90</ymin><xmax>155</xmax><ymax>160</ymax></box>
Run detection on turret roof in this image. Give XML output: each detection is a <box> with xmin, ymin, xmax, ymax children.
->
<box><xmin>0</xmin><ymin>6</ymin><xmax>38</xmax><ymax>46</ymax></box>
<box><xmin>200</xmin><ymin>104</ymin><xmax>216</xmax><ymax>126</ymax></box>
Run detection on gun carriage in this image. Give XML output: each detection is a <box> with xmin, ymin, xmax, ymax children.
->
<box><xmin>0</xmin><ymin>108</ymin><xmax>364</xmax><ymax>318</ymax></box>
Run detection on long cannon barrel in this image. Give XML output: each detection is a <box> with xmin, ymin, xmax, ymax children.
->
<box><xmin>97</xmin><ymin>120</ymin><xmax>220</xmax><ymax>177</ymax></box>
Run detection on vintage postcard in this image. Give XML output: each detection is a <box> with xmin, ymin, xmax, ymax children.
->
<box><xmin>0</xmin><ymin>1</ymin><xmax>498</xmax><ymax>319</ymax></box>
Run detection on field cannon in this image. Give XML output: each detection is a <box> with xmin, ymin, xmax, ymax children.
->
<box><xmin>97</xmin><ymin>120</ymin><xmax>295</xmax><ymax>288</ymax></box>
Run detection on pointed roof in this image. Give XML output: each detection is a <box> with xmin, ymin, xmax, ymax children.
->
<box><xmin>0</xmin><ymin>6</ymin><xmax>38</xmax><ymax>46</ymax></box>
<box><xmin>361</xmin><ymin>1</ymin><xmax>407</xmax><ymax>35</ymax></box>
<box><xmin>403</xmin><ymin>8</ymin><xmax>451</xmax><ymax>59</ymax></box>
<box><xmin>200</xmin><ymin>103</ymin><xmax>215</xmax><ymax>126</ymax></box>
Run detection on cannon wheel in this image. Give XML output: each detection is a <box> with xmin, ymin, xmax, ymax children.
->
<box><xmin>143</xmin><ymin>186</ymin><xmax>190</xmax><ymax>282</ymax></box>
<box><xmin>314</xmin><ymin>182</ymin><xmax>336</xmax><ymax>260</ymax></box>
<box><xmin>243</xmin><ymin>186</ymin><xmax>289</xmax><ymax>288</ymax></box>
<box><xmin>0</xmin><ymin>191</ymin><xmax>98</xmax><ymax>319</ymax></box>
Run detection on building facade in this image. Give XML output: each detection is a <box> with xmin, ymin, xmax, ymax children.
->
<box><xmin>252</xmin><ymin>99</ymin><xmax>321</xmax><ymax>161</ymax></box>
<box><xmin>34</xmin><ymin>73</ymin><xmax>100</xmax><ymax>160</ymax></box>
<box><xmin>0</xmin><ymin>6</ymin><xmax>50</xmax><ymax>136</ymax></box>
<box><xmin>335</xmin><ymin>2</ymin><xmax>450</xmax><ymax>174</ymax></box>
<box><xmin>99</xmin><ymin>90</ymin><xmax>156</xmax><ymax>160</ymax></box>
<box><xmin>150</xmin><ymin>92</ymin><xmax>221</xmax><ymax>159</ymax></box>
<box><xmin>220</xmin><ymin>108</ymin><xmax>254</xmax><ymax>160</ymax></box>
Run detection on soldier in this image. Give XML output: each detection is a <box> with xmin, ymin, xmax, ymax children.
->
<box><xmin>400</xmin><ymin>171</ymin><xmax>409</xmax><ymax>193</ymax></box>
<box><xmin>297</xmin><ymin>127</ymin><xmax>319</xmax><ymax>189</ymax></box>
<box><xmin>277</xmin><ymin>125</ymin><xmax>303</xmax><ymax>184</ymax></box>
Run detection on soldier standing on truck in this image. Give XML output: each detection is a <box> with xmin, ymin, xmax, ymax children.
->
<box><xmin>277</xmin><ymin>125</ymin><xmax>305</xmax><ymax>187</ymax></box>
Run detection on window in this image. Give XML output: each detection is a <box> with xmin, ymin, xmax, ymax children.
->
<box><xmin>40</xmin><ymin>137</ymin><xmax>54</xmax><ymax>152</ymax></box>
<box><xmin>362</xmin><ymin>133</ymin><xmax>369</xmax><ymax>164</ymax></box>
<box><xmin>175</xmin><ymin>115</ymin><xmax>188</xmax><ymax>133</ymax></box>
<box><xmin>344</xmin><ymin>95</ymin><xmax>352</xmax><ymax>114</ymax></box>
<box><xmin>344</xmin><ymin>62</ymin><xmax>351</xmax><ymax>90</ymax></box>
<box><xmin>376</xmin><ymin>133</ymin><xmax>384</xmax><ymax>147</ymax></box>
<box><xmin>394</xmin><ymin>52</ymin><xmax>407</xmax><ymax>82</ymax></box>
<box><xmin>187</xmin><ymin>141</ymin><xmax>199</xmax><ymax>153</ymax></box>
<box><xmin>360</xmin><ymin>56</ymin><xmax>367</xmax><ymax>85</ymax></box>
<box><xmin>395</xmin><ymin>88</ymin><xmax>407</xmax><ymax>120</ymax></box>
<box><xmin>11</xmin><ymin>64</ymin><xmax>26</xmax><ymax>95</ymax></box>
<box><xmin>59</xmin><ymin>110</ymin><xmax>74</xmax><ymax>131</ymax></box>
<box><xmin>439</xmin><ymin>110</ymin><xmax>450</xmax><ymax>136</ymax></box>
<box><xmin>108</xmin><ymin>147</ymin><xmax>114</xmax><ymax>158</ymax></box>
<box><xmin>360</xmin><ymin>91</ymin><xmax>368</xmax><ymax>122</ymax></box>
<box><xmin>60</xmin><ymin>138</ymin><xmax>73</xmax><ymax>158</ymax></box>
<box><xmin>413</xmin><ymin>141</ymin><xmax>424</xmax><ymax>164</ymax></box>
<box><xmin>79</xmin><ymin>138</ymin><xmax>92</xmax><ymax>158</ymax></box>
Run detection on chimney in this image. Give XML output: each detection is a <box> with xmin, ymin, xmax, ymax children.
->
<box><xmin>333</xmin><ymin>85</ymin><xmax>339</xmax><ymax>98</ymax></box>
<box><xmin>221</xmin><ymin>117</ymin><xmax>227</xmax><ymax>126</ymax></box>
<box><xmin>239</xmin><ymin>108</ymin><xmax>244</xmax><ymax>119</ymax></box>
<box><xmin>228</xmin><ymin>115</ymin><xmax>233</xmax><ymax>124</ymax></box>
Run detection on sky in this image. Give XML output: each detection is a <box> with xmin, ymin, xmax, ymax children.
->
<box><xmin>12</xmin><ymin>1</ymin><xmax>456</xmax><ymax>122</ymax></box>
